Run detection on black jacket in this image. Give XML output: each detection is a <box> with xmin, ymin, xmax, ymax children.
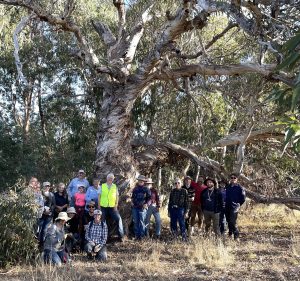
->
<box><xmin>201</xmin><ymin>188</ymin><xmax>224</xmax><ymax>213</ymax></box>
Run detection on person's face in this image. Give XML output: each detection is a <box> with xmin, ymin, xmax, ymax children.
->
<box><xmin>68</xmin><ymin>213</ymin><xmax>75</xmax><ymax>219</ymax></box>
<box><xmin>230</xmin><ymin>175</ymin><xmax>238</xmax><ymax>184</ymax></box>
<box><xmin>138</xmin><ymin>180</ymin><xmax>145</xmax><ymax>186</ymax></box>
<box><xmin>94</xmin><ymin>214</ymin><xmax>101</xmax><ymax>224</ymax></box>
<box><xmin>93</xmin><ymin>180</ymin><xmax>100</xmax><ymax>188</ymax></box>
<box><xmin>198</xmin><ymin>177</ymin><xmax>204</xmax><ymax>184</ymax></box>
<box><xmin>185</xmin><ymin>178</ymin><xmax>191</xmax><ymax>186</ymax></box>
<box><xmin>107</xmin><ymin>177</ymin><xmax>114</xmax><ymax>185</ymax></box>
<box><xmin>146</xmin><ymin>183</ymin><xmax>152</xmax><ymax>188</ymax></box>
<box><xmin>78</xmin><ymin>186</ymin><xmax>84</xmax><ymax>193</ymax></box>
<box><xmin>88</xmin><ymin>205</ymin><xmax>95</xmax><ymax>213</ymax></box>
<box><xmin>43</xmin><ymin>185</ymin><xmax>50</xmax><ymax>193</ymax></box>
<box><xmin>30</xmin><ymin>178</ymin><xmax>38</xmax><ymax>189</ymax></box>
<box><xmin>174</xmin><ymin>181</ymin><xmax>181</xmax><ymax>189</ymax></box>
<box><xmin>78</xmin><ymin>172</ymin><xmax>85</xmax><ymax>179</ymax></box>
<box><xmin>58</xmin><ymin>185</ymin><xmax>65</xmax><ymax>193</ymax></box>
<box><xmin>206</xmin><ymin>180</ymin><xmax>214</xmax><ymax>188</ymax></box>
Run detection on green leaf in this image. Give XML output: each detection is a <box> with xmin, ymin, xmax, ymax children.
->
<box><xmin>291</xmin><ymin>85</ymin><xmax>300</xmax><ymax>111</ymax></box>
<box><xmin>277</xmin><ymin>52</ymin><xmax>300</xmax><ymax>71</ymax></box>
<box><xmin>284</xmin><ymin>127</ymin><xmax>295</xmax><ymax>146</ymax></box>
<box><xmin>282</xmin><ymin>32</ymin><xmax>300</xmax><ymax>53</ymax></box>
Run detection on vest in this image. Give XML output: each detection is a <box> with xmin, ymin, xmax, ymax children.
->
<box><xmin>100</xmin><ymin>183</ymin><xmax>117</xmax><ymax>207</ymax></box>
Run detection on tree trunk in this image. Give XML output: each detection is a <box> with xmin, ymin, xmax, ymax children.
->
<box><xmin>94</xmin><ymin>86</ymin><xmax>139</xmax><ymax>189</ymax></box>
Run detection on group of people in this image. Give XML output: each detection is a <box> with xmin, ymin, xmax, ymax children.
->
<box><xmin>28</xmin><ymin>170</ymin><xmax>246</xmax><ymax>266</ymax></box>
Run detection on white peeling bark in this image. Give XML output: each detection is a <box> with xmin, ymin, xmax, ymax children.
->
<box><xmin>13</xmin><ymin>15</ymin><xmax>32</xmax><ymax>86</ymax></box>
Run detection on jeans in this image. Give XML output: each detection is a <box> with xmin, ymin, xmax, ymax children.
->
<box><xmin>132</xmin><ymin>207</ymin><xmax>147</xmax><ymax>239</ymax></box>
<box><xmin>145</xmin><ymin>205</ymin><xmax>161</xmax><ymax>236</ymax></box>
<box><xmin>169</xmin><ymin>207</ymin><xmax>186</xmax><ymax>239</ymax></box>
<box><xmin>38</xmin><ymin>216</ymin><xmax>53</xmax><ymax>244</ymax></box>
<box><xmin>101</xmin><ymin>207</ymin><xmax>124</xmax><ymax>238</ymax></box>
<box><xmin>225</xmin><ymin>208</ymin><xmax>239</xmax><ymax>239</ymax></box>
<box><xmin>84</xmin><ymin>241</ymin><xmax>107</xmax><ymax>261</ymax></box>
<box><xmin>203</xmin><ymin>210</ymin><xmax>220</xmax><ymax>236</ymax></box>
<box><xmin>43</xmin><ymin>249</ymin><xmax>65</xmax><ymax>266</ymax></box>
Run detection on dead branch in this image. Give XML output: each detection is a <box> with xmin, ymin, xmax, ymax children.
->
<box><xmin>215</xmin><ymin>125</ymin><xmax>285</xmax><ymax>147</ymax></box>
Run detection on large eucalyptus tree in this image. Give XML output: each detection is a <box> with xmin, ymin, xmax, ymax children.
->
<box><xmin>0</xmin><ymin>0</ymin><xmax>299</xmax><ymax>192</ymax></box>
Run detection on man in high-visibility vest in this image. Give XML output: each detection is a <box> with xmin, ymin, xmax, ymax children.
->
<box><xmin>99</xmin><ymin>173</ymin><xmax>124</xmax><ymax>241</ymax></box>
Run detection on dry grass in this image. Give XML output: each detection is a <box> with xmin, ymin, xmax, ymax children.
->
<box><xmin>2</xmin><ymin>203</ymin><xmax>300</xmax><ymax>280</ymax></box>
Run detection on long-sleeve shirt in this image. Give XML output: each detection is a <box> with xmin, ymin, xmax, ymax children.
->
<box><xmin>67</xmin><ymin>178</ymin><xmax>89</xmax><ymax>199</ymax></box>
<box><xmin>44</xmin><ymin>224</ymin><xmax>65</xmax><ymax>252</ymax></box>
<box><xmin>225</xmin><ymin>184</ymin><xmax>246</xmax><ymax>210</ymax></box>
<box><xmin>85</xmin><ymin>220</ymin><xmax>108</xmax><ymax>247</ymax></box>
<box><xmin>149</xmin><ymin>188</ymin><xmax>161</xmax><ymax>208</ymax></box>
<box><xmin>201</xmin><ymin>188</ymin><xmax>224</xmax><ymax>213</ymax></box>
<box><xmin>85</xmin><ymin>186</ymin><xmax>100</xmax><ymax>210</ymax></box>
<box><xmin>168</xmin><ymin>188</ymin><xmax>188</xmax><ymax>213</ymax></box>
<box><xmin>131</xmin><ymin>185</ymin><xmax>151</xmax><ymax>209</ymax></box>
<box><xmin>191</xmin><ymin>181</ymin><xmax>207</xmax><ymax>206</ymax></box>
<box><xmin>182</xmin><ymin>184</ymin><xmax>195</xmax><ymax>210</ymax></box>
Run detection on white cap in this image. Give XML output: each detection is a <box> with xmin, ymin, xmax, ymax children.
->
<box><xmin>43</xmin><ymin>182</ymin><xmax>51</xmax><ymax>188</ymax></box>
<box><xmin>78</xmin><ymin>169</ymin><xmax>85</xmax><ymax>174</ymax></box>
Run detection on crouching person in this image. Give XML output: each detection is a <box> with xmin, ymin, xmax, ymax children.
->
<box><xmin>43</xmin><ymin>212</ymin><xmax>70</xmax><ymax>266</ymax></box>
<box><xmin>84</xmin><ymin>209</ymin><xmax>108</xmax><ymax>261</ymax></box>
<box><xmin>65</xmin><ymin>207</ymin><xmax>80</xmax><ymax>254</ymax></box>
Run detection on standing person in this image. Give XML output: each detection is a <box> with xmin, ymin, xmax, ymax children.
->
<box><xmin>67</xmin><ymin>169</ymin><xmax>89</xmax><ymax>206</ymax></box>
<box><xmin>131</xmin><ymin>175</ymin><xmax>151</xmax><ymax>240</ymax></box>
<box><xmin>84</xmin><ymin>209</ymin><xmax>108</xmax><ymax>261</ymax></box>
<box><xmin>39</xmin><ymin>182</ymin><xmax>56</xmax><ymax>247</ymax></box>
<box><xmin>74</xmin><ymin>184</ymin><xmax>86</xmax><ymax>244</ymax></box>
<box><xmin>43</xmin><ymin>212</ymin><xmax>70</xmax><ymax>266</ymax></box>
<box><xmin>54</xmin><ymin>183</ymin><xmax>69</xmax><ymax>220</ymax></box>
<box><xmin>85</xmin><ymin>178</ymin><xmax>101</xmax><ymax>210</ymax></box>
<box><xmin>190</xmin><ymin>176</ymin><xmax>207</xmax><ymax>235</ymax></box>
<box><xmin>144</xmin><ymin>178</ymin><xmax>161</xmax><ymax>239</ymax></box>
<box><xmin>99</xmin><ymin>173</ymin><xmax>124</xmax><ymax>241</ymax></box>
<box><xmin>28</xmin><ymin>177</ymin><xmax>44</xmax><ymax>236</ymax></box>
<box><xmin>168</xmin><ymin>178</ymin><xmax>188</xmax><ymax>240</ymax></box>
<box><xmin>182</xmin><ymin>176</ymin><xmax>195</xmax><ymax>236</ymax></box>
<box><xmin>225</xmin><ymin>173</ymin><xmax>246</xmax><ymax>240</ymax></box>
<box><xmin>201</xmin><ymin>178</ymin><xmax>223</xmax><ymax>237</ymax></box>
<box><xmin>218</xmin><ymin>180</ymin><xmax>227</xmax><ymax>235</ymax></box>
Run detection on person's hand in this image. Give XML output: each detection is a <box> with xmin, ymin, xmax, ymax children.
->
<box><xmin>143</xmin><ymin>204</ymin><xmax>148</xmax><ymax>209</ymax></box>
<box><xmin>94</xmin><ymin>244</ymin><xmax>101</xmax><ymax>253</ymax></box>
<box><xmin>184</xmin><ymin>213</ymin><xmax>189</xmax><ymax>219</ymax></box>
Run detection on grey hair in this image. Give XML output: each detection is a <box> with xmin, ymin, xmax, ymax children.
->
<box><xmin>107</xmin><ymin>173</ymin><xmax>115</xmax><ymax>179</ymax></box>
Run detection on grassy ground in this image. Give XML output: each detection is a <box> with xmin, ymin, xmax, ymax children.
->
<box><xmin>1</xmin><ymin>204</ymin><xmax>300</xmax><ymax>281</ymax></box>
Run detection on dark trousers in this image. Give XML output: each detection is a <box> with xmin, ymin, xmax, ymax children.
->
<box><xmin>101</xmin><ymin>207</ymin><xmax>124</xmax><ymax>238</ymax></box>
<box><xmin>219</xmin><ymin>209</ymin><xmax>226</xmax><ymax>235</ymax></box>
<box><xmin>225</xmin><ymin>209</ymin><xmax>239</xmax><ymax>239</ymax></box>
<box><xmin>38</xmin><ymin>216</ymin><xmax>52</xmax><ymax>245</ymax></box>
<box><xmin>170</xmin><ymin>207</ymin><xmax>186</xmax><ymax>239</ymax></box>
<box><xmin>85</xmin><ymin>242</ymin><xmax>107</xmax><ymax>261</ymax></box>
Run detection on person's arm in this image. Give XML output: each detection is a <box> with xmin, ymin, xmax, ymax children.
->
<box><xmin>239</xmin><ymin>186</ymin><xmax>246</xmax><ymax>206</ymax></box>
<box><xmin>115</xmin><ymin>188</ymin><xmax>119</xmax><ymax>209</ymax></box>
<box><xmin>168</xmin><ymin>191</ymin><xmax>172</xmax><ymax>215</ymax></box>
<box><xmin>98</xmin><ymin>222</ymin><xmax>108</xmax><ymax>248</ymax></box>
<box><xmin>183</xmin><ymin>189</ymin><xmax>188</xmax><ymax>215</ymax></box>
<box><xmin>98</xmin><ymin>185</ymin><xmax>102</xmax><ymax>209</ymax></box>
<box><xmin>156</xmin><ymin>189</ymin><xmax>161</xmax><ymax>209</ymax></box>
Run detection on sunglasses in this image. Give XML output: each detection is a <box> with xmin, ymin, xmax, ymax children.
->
<box><xmin>175</xmin><ymin>182</ymin><xmax>181</xmax><ymax>184</ymax></box>
<box><xmin>88</xmin><ymin>206</ymin><xmax>95</xmax><ymax>209</ymax></box>
<box><xmin>231</xmin><ymin>177</ymin><xmax>237</xmax><ymax>179</ymax></box>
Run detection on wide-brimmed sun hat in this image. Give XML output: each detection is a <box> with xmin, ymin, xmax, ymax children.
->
<box><xmin>55</xmin><ymin>212</ymin><xmax>71</xmax><ymax>221</ymax></box>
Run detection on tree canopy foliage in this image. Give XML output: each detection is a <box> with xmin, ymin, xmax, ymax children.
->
<box><xmin>0</xmin><ymin>0</ymin><xmax>300</xmax><ymax>207</ymax></box>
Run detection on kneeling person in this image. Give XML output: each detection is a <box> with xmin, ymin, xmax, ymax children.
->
<box><xmin>85</xmin><ymin>209</ymin><xmax>108</xmax><ymax>261</ymax></box>
<box><xmin>43</xmin><ymin>212</ymin><xmax>70</xmax><ymax>266</ymax></box>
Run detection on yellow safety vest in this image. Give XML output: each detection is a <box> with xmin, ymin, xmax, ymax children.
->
<box><xmin>100</xmin><ymin>183</ymin><xmax>117</xmax><ymax>207</ymax></box>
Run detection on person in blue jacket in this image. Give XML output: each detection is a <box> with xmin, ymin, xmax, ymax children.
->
<box><xmin>225</xmin><ymin>173</ymin><xmax>246</xmax><ymax>240</ymax></box>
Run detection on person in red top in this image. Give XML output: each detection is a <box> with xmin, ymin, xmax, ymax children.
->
<box><xmin>190</xmin><ymin>176</ymin><xmax>207</xmax><ymax>235</ymax></box>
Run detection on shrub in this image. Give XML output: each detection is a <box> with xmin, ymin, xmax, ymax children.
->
<box><xmin>0</xmin><ymin>180</ymin><xmax>39</xmax><ymax>268</ymax></box>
